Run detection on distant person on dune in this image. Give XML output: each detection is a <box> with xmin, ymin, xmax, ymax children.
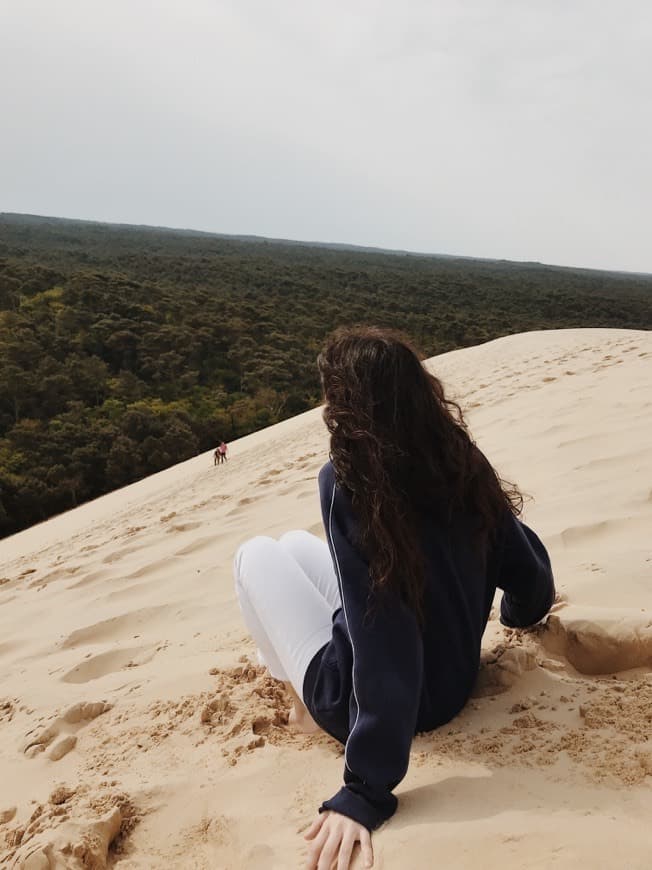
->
<box><xmin>214</xmin><ymin>441</ymin><xmax>228</xmax><ymax>466</ymax></box>
<box><xmin>233</xmin><ymin>327</ymin><xmax>555</xmax><ymax>870</ymax></box>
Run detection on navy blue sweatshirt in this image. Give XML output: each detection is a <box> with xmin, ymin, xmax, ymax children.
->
<box><xmin>302</xmin><ymin>460</ymin><xmax>555</xmax><ymax>831</ymax></box>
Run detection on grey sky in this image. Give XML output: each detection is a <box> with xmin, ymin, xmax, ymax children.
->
<box><xmin>1</xmin><ymin>1</ymin><xmax>651</xmax><ymax>272</ymax></box>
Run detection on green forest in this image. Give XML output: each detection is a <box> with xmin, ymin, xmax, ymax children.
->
<box><xmin>1</xmin><ymin>212</ymin><xmax>651</xmax><ymax>538</ymax></box>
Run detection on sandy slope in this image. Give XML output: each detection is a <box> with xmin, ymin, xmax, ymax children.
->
<box><xmin>0</xmin><ymin>328</ymin><xmax>650</xmax><ymax>869</ymax></box>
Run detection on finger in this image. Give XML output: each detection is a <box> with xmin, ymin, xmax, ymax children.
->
<box><xmin>360</xmin><ymin>829</ymin><xmax>374</xmax><ymax>867</ymax></box>
<box><xmin>317</xmin><ymin>831</ymin><xmax>342</xmax><ymax>870</ymax></box>
<box><xmin>337</xmin><ymin>832</ymin><xmax>356</xmax><ymax>870</ymax></box>
<box><xmin>306</xmin><ymin>822</ymin><xmax>331</xmax><ymax>870</ymax></box>
<box><xmin>304</xmin><ymin>814</ymin><xmax>327</xmax><ymax>841</ymax></box>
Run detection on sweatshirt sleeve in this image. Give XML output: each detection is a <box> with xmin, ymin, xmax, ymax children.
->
<box><xmin>493</xmin><ymin>512</ymin><xmax>556</xmax><ymax>628</ymax></box>
<box><xmin>318</xmin><ymin>464</ymin><xmax>423</xmax><ymax>831</ymax></box>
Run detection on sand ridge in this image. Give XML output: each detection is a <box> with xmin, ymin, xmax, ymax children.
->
<box><xmin>0</xmin><ymin>328</ymin><xmax>651</xmax><ymax>868</ymax></box>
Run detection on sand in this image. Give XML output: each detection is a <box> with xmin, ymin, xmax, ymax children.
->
<box><xmin>0</xmin><ymin>327</ymin><xmax>650</xmax><ymax>869</ymax></box>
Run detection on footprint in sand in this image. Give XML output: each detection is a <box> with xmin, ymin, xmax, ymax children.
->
<box><xmin>66</xmin><ymin>567</ymin><xmax>112</xmax><ymax>591</ymax></box>
<box><xmin>7</xmin><ymin>805</ymin><xmax>125</xmax><ymax>870</ymax></box>
<box><xmin>541</xmin><ymin>611</ymin><xmax>652</xmax><ymax>675</ymax></box>
<box><xmin>227</xmin><ymin>497</ymin><xmax>257</xmax><ymax>516</ymax></box>
<box><xmin>23</xmin><ymin>701</ymin><xmax>112</xmax><ymax>761</ymax></box>
<box><xmin>98</xmin><ymin>579</ymin><xmax>159</xmax><ymax>604</ymax></box>
<box><xmin>60</xmin><ymin>606</ymin><xmax>171</xmax><ymax>650</ymax></box>
<box><xmin>165</xmin><ymin>520</ymin><xmax>202</xmax><ymax>533</ymax></box>
<box><xmin>81</xmin><ymin>543</ymin><xmax>100</xmax><ymax>553</ymax></box>
<box><xmin>27</xmin><ymin>566</ymin><xmax>82</xmax><ymax>590</ymax></box>
<box><xmin>173</xmin><ymin>536</ymin><xmax>217</xmax><ymax>557</ymax></box>
<box><xmin>256</xmin><ymin>469</ymin><xmax>282</xmax><ymax>485</ymax></box>
<box><xmin>124</xmin><ymin>525</ymin><xmax>146</xmax><ymax>537</ymax></box>
<box><xmin>61</xmin><ymin>645</ymin><xmax>158</xmax><ymax>685</ymax></box>
<box><xmin>126</xmin><ymin>556</ymin><xmax>176</xmax><ymax>580</ymax></box>
<box><xmin>558</xmin><ymin>516</ymin><xmax>650</xmax><ymax>548</ymax></box>
<box><xmin>1</xmin><ymin>699</ymin><xmax>15</xmax><ymax>723</ymax></box>
<box><xmin>102</xmin><ymin>544</ymin><xmax>144</xmax><ymax>565</ymax></box>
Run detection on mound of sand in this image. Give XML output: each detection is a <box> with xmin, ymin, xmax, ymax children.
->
<box><xmin>1</xmin><ymin>328</ymin><xmax>650</xmax><ymax>869</ymax></box>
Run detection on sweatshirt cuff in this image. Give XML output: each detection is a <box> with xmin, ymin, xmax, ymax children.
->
<box><xmin>320</xmin><ymin>784</ymin><xmax>397</xmax><ymax>831</ymax></box>
<box><xmin>500</xmin><ymin>579</ymin><xmax>555</xmax><ymax>628</ymax></box>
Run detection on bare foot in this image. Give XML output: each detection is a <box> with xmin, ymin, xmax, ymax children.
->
<box><xmin>284</xmin><ymin>682</ymin><xmax>321</xmax><ymax>734</ymax></box>
<box><xmin>288</xmin><ymin>703</ymin><xmax>321</xmax><ymax>734</ymax></box>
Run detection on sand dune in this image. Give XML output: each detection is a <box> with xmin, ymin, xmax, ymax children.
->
<box><xmin>0</xmin><ymin>328</ymin><xmax>650</xmax><ymax>869</ymax></box>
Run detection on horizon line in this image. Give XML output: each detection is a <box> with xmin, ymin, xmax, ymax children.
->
<box><xmin>2</xmin><ymin>210</ymin><xmax>651</xmax><ymax>280</ymax></box>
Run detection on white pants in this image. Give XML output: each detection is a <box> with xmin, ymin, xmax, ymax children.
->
<box><xmin>233</xmin><ymin>530</ymin><xmax>340</xmax><ymax>697</ymax></box>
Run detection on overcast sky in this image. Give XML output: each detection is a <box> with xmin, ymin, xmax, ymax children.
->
<box><xmin>1</xmin><ymin>1</ymin><xmax>651</xmax><ymax>272</ymax></box>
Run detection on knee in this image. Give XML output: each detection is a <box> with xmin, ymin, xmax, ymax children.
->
<box><xmin>279</xmin><ymin>530</ymin><xmax>329</xmax><ymax>567</ymax></box>
<box><xmin>279</xmin><ymin>529</ymin><xmax>323</xmax><ymax>563</ymax></box>
<box><xmin>278</xmin><ymin>529</ymin><xmax>313</xmax><ymax>557</ymax></box>
<box><xmin>233</xmin><ymin>535</ymin><xmax>275</xmax><ymax>593</ymax></box>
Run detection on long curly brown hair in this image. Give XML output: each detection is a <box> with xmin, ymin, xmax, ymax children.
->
<box><xmin>317</xmin><ymin>326</ymin><xmax>522</xmax><ymax>624</ymax></box>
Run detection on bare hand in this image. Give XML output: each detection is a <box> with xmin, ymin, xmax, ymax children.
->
<box><xmin>304</xmin><ymin>811</ymin><xmax>373</xmax><ymax>870</ymax></box>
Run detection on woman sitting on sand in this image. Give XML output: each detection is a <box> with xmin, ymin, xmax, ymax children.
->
<box><xmin>234</xmin><ymin>327</ymin><xmax>555</xmax><ymax>870</ymax></box>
